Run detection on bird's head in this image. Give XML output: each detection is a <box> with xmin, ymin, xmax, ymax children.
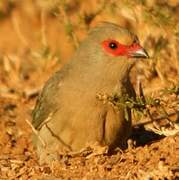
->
<box><xmin>87</xmin><ymin>22</ymin><xmax>148</xmax><ymax>59</ymax></box>
<box><xmin>73</xmin><ymin>22</ymin><xmax>149</xmax><ymax>86</ymax></box>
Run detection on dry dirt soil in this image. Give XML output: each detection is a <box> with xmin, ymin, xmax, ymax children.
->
<box><xmin>0</xmin><ymin>1</ymin><xmax>179</xmax><ymax>179</ymax></box>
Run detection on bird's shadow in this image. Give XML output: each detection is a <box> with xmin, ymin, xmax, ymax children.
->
<box><xmin>129</xmin><ymin>125</ymin><xmax>165</xmax><ymax>147</ymax></box>
<box><xmin>107</xmin><ymin>125</ymin><xmax>165</xmax><ymax>156</ymax></box>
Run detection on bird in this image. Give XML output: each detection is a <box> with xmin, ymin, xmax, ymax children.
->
<box><xmin>32</xmin><ymin>22</ymin><xmax>149</xmax><ymax>164</ymax></box>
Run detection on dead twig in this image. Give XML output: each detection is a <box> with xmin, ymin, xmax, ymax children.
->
<box><xmin>25</xmin><ymin>119</ymin><xmax>46</xmax><ymax>147</ymax></box>
<box><xmin>40</xmin><ymin>10</ymin><xmax>48</xmax><ymax>47</ymax></box>
<box><xmin>11</xmin><ymin>12</ymin><xmax>29</xmax><ymax>48</ymax></box>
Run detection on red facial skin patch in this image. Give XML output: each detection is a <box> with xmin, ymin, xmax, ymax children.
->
<box><xmin>102</xmin><ymin>39</ymin><xmax>142</xmax><ymax>57</ymax></box>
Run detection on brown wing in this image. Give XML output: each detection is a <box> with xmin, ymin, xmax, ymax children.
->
<box><xmin>32</xmin><ymin>69</ymin><xmax>65</xmax><ymax>129</ymax></box>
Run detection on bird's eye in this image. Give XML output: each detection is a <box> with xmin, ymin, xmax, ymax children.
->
<box><xmin>109</xmin><ymin>42</ymin><xmax>118</xmax><ymax>49</ymax></box>
<box><xmin>102</xmin><ymin>39</ymin><xmax>125</xmax><ymax>56</ymax></box>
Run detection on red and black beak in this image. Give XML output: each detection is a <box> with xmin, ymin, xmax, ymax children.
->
<box><xmin>130</xmin><ymin>48</ymin><xmax>149</xmax><ymax>58</ymax></box>
<box><xmin>128</xmin><ymin>44</ymin><xmax>149</xmax><ymax>59</ymax></box>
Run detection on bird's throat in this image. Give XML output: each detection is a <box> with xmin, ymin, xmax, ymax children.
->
<box><xmin>92</xmin><ymin>59</ymin><xmax>133</xmax><ymax>94</ymax></box>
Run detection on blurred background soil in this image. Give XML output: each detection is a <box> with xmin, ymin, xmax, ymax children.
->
<box><xmin>0</xmin><ymin>0</ymin><xmax>179</xmax><ymax>179</ymax></box>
